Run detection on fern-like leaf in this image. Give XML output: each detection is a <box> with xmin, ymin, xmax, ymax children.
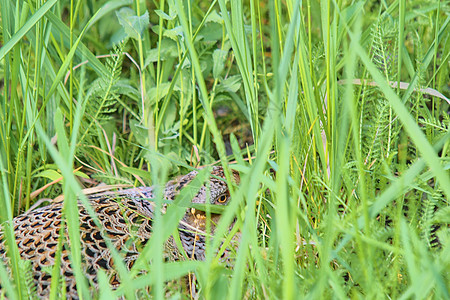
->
<box><xmin>19</xmin><ymin>259</ymin><xmax>38</xmax><ymax>300</ymax></box>
<box><xmin>359</xmin><ymin>15</ymin><xmax>400</xmax><ymax>189</ymax></box>
<box><xmin>86</xmin><ymin>40</ymin><xmax>127</xmax><ymax>124</ymax></box>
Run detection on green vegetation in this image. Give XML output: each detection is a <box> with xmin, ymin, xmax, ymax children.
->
<box><xmin>1</xmin><ymin>0</ymin><xmax>449</xmax><ymax>298</ymax></box>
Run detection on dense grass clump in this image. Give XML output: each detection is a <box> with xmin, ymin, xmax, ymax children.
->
<box><xmin>0</xmin><ymin>0</ymin><xmax>449</xmax><ymax>298</ymax></box>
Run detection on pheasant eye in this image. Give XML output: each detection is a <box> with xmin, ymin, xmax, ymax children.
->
<box><xmin>217</xmin><ymin>194</ymin><xmax>228</xmax><ymax>204</ymax></box>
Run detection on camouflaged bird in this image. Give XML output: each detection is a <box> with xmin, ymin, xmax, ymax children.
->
<box><xmin>0</xmin><ymin>166</ymin><xmax>240</xmax><ymax>298</ymax></box>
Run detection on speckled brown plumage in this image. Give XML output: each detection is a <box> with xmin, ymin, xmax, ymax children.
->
<box><xmin>0</xmin><ymin>166</ymin><xmax>240</xmax><ymax>298</ymax></box>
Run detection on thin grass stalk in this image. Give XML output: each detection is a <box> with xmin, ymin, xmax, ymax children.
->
<box><xmin>249</xmin><ymin>0</ymin><xmax>259</xmax><ymax>145</ymax></box>
<box><xmin>351</xmin><ymin>36</ymin><xmax>450</xmax><ymax>198</ymax></box>
<box><xmin>0</xmin><ymin>156</ymin><xmax>21</xmax><ymax>298</ymax></box>
<box><xmin>229</xmin><ymin>147</ymin><xmax>269</xmax><ymax>297</ymax></box>
<box><xmin>148</xmin><ymin>160</ymin><xmax>166</xmax><ymax>299</ymax></box>
<box><xmin>11</xmin><ymin>54</ymin><xmax>28</xmax><ymax>213</ymax></box>
<box><xmin>0</xmin><ymin>259</ymin><xmax>17</xmax><ymax>299</ymax></box>
<box><xmin>73</xmin><ymin>99</ymin><xmax>136</xmax><ymax>299</ymax></box>
<box><xmin>51</xmin><ymin>109</ymin><xmax>89</xmax><ymax>298</ymax></box>
<box><xmin>361</xmin><ymin>131</ymin><xmax>449</xmax><ymax>228</ymax></box>
<box><xmin>402</xmin><ymin>16</ymin><xmax>449</xmax><ymax>104</ymax></box>
<box><xmin>35</xmin><ymin>104</ymin><xmax>136</xmax><ymax>299</ymax></box>
<box><xmin>30</xmin><ymin>0</ymin><xmax>47</xmax><ymax>211</ymax></box>
<box><xmin>0</xmin><ymin>0</ymin><xmax>448</xmax><ymax>298</ymax></box>
<box><xmin>397</xmin><ymin>0</ymin><xmax>405</xmax><ymax>95</ymax></box>
<box><xmin>0</xmin><ymin>0</ymin><xmax>58</xmax><ymax>61</ymax></box>
<box><xmin>217</xmin><ymin>0</ymin><xmax>259</xmax><ymax>143</ymax></box>
<box><xmin>30</xmin><ymin>8</ymin><xmax>134</xmax><ymax>298</ymax></box>
<box><xmin>177</xmin><ymin>46</ymin><xmax>186</xmax><ymax>156</ymax></box>
<box><xmin>225</xmin><ymin>157</ymin><xmax>263</xmax><ymax>298</ymax></box>
<box><xmin>45</xmin><ymin>11</ymin><xmax>109</xmax><ymax>78</ymax></box>
<box><xmin>170</xmin><ymin>12</ymin><xmax>246</xmax><ymax>298</ymax></box>
<box><xmin>271</xmin><ymin>0</ymin><xmax>300</xmax><ymax>298</ymax></box>
<box><xmin>173</xmin><ymin>0</ymin><xmax>235</xmax><ymax>187</ymax></box>
<box><xmin>333</xmin><ymin>15</ymin><xmax>353</xmax><ymax>243</ymax></box>
<box><xmin>295</xmin><ymin>5</ymin><xmax>328</xmax><ymax>178</ymax></box>
<box><xmin>126</xmin><ymin>168</ymin><xmax>212</xmax><ymax>297</ymax></box>
<box><xmin>223</xmin><ymin>135</ymin><xmax>276</xmax><ymax>298</ymax></box>
<box><xmin>154</xmin><ymin>0</ymin><xmax>165</xmax><ymax>150</ymax></box>
<box><xmin>48</xmin><ymin>218</ymin><xmax>65</xmax><ymax>299</ymax></box>
<box><xmin>22</xmin><ymin>35</ymin><xmax>33</xmax><ymax>212</ymax></box>
<box><xmin>134</xmin><ymin>0</ymin><xmax>148</xmax><ymax>127</ymax></box>
<box><xmin>202</xmin><ymin>0</ymin><xmax>300</xmax><ymax>294</ymax></box>
<box><xmin>255</xmin><ymin>0</ymin><xmax>269</xmax><ymax>97</ymax></box>
<box><xmin>191</xmin><ymin>56</ymin><xmax>198</xmax><ymax>150</ymax></box>
<box><xmin>325</xmin><ymin>0</ymin><xmax>331</xmax><ymax>147</ymax></box>
<box><xmin>432</xmin><ymin>2</ymin><xmax>440</xmax><ymax>90</ymax></box>
<box><xmin>17</xmin><ymin>8</ymin><xmax>103</xmax><ymax>154</ymax></box>
<box><xmin>227</xmin><ymin>221</ymin><xmax>249</xmax><ymax>299</ymax></box>
<box><xmin>153</xmin><ymin>1</ymin><xmax>220</xmax><ymax>153</ymax></box>
<box><xmin>9</xmin><ymin>1</ymin><xmax>29</xmax><ymax>212</ymax></box>
<box><xmin>342</xmin><ymin>13</ymin><xmax>374</xmax><ymax>291</ymax></box>
<box><xmin>198</xmin><ymin>41</ymin><xmax>224</xmax><ymax>152</ymax></box>
<box><xmin>69</xmin><ymin>0</ymin><xmax>74</xmax><ymax>134</ymax></box>
<box><xmin>330</xmin><ymin>133</ymin><xmax>450</xmax><ymax>291</ymax></box>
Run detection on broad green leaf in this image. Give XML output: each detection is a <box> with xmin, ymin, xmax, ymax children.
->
<box><xmin>155</xmin><ymin>9</ymin><xmax>175</xmax><ymax>21</ymax></box>
<box><xmin>130</xmin><ymin>119</ymin><xmax>149</xmax><ymax>146</ymax></box>
<box><xmin>0</xmin><ymin>0</ymin><xmax>57</xmax><ymax>61</ymax></box>
<box><xmin>119</xmin><ymin>166</ymin><xmax>152</xmax><ymax>180</ymax></box>
<box><xmin>116</xmin><ymin>8</ymin><xmax>149</xmax><ymax>40</ymax></box>
<box><xmin>148</xmin><ymin>82</ymin><xmax>180</xmax><ymax>105</ymax></box>
<box><xmin>205</xmin><ymin>10</ymin><xmax>224</xmax><ymax>24</ymax></box>
<box><xmin>163</xmin><ymin>26</ymin><xmax>184</xmax><ymax>42</ymax></box>
<box><xmin>34</xmin><ymin>169</ymin><xmax>63</xmax><ymax>181</ymax></box>
<box><xmin>213</xmin><ymin>49</ymin><xmax>228</xmax><ymax>79</ymax></box>
<box><xmin>217</xmin><ymin>75</ymin><xmax>242</xmax><ymax>93</ymax></box>
<box><xmin>86</xmin><ymin>0</ymin><xmax>133</xmax><ymax>31</ymax></box>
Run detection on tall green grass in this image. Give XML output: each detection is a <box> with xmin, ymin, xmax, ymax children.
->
<box><xmin>1</xmin><ymin>0</ymin><xmax>449</xmax><ymax>298</ymax></box>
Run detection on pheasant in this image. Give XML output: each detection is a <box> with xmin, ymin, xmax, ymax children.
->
<box><xmin>0</xmin><ymin>166</ymin><xmax>240</xmax><ymax>298</ymax></box>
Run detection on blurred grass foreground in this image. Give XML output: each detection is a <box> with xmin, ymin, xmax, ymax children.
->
<box><xmin>0</xmin><ymin>0</ymin><xmax>449</xmax><ymax>298</ymax></box>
